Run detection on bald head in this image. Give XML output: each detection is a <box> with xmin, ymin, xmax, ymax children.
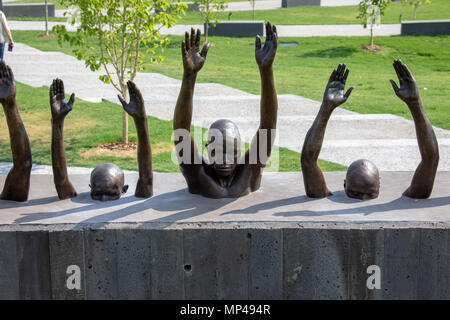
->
<box><xmin>344</xmin><ymin>159</ymin><xmax>380</xmax><ymax>200</ymax></box>
<box><xmin>90</xmin><ymin>163</ymin><xmax>128</xmax><ymax>201</ymax></box>
<box><xmin>207</xmin><ymin>119</ymin><xmax>241</xmax><ymax>176</ymax></box>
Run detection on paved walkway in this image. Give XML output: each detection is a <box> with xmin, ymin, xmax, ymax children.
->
<box><xmin>9</xmin><ymin>20</ymin><xmax>401</xmax><ymax>37</ymax></box>
<box><xmin>3</xmin><ymin>43</ymin><xmax>449</xmax><ymax>171</ymax></box>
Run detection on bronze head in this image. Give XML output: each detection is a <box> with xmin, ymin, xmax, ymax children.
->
<box><xmin>344</xmin><ymin>159</ymin><xmax>380</xmax><ymax>200</ymax></box>
<box><xmin>206</xmin><ymin>119</ymin><xmax>241</xmax><ymax>177</ymax></box>
<box><xmin>89</xmin><ymin>163</ymin><xmax>129</xmax><ymax>201</ymax></box>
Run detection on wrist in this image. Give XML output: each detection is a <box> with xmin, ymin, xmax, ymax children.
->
<box><xmin>183</xmin><ymin>71</ymin><xmax>197</xmax><ymax>81</ymax></box>
<box><xmin>259</xmin><ymin>65</ymin><xmax>273</xmax><ymax>74</ymax></box>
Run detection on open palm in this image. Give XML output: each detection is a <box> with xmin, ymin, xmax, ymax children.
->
<box><xmin>0</xmin><ymin>61</ymin><xmax>16</xmax><ymax>105</ymax></box>
<box><xmin>255</xmin><ymin>22</ymin><xmax>278</xmax><ymax>69</ymax></box>
<box><xmin>323</xmin><ymin>64</ymin><xmax>353</xmax><ymax>108</ymax></box>
<box><xmin>50</xmin><ymin>78</ymin><xmax>75</xmax><ymax>121</ymax></box>
<box><xmin>390</xmin><ymin>59</ymin><xmax>420</xmax><ymax>104</ymax></box>
<box><xmin>182</xmin><ymin>28</ymin><xmax>210</xmax><ymax>75</ymax></box>
<box><xmin>118</xmin><ymin>81</ymin><xmax>146</xmax><ymax>119</ymax></box>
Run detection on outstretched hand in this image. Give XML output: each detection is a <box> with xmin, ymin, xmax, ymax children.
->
<box><xmin>255</xmin><ymin>22</ymin><xmax>278</xmax><ymax>69</ymax></box>
<box><xmin>118</xmin><ymin>81</ymin><xmax>146</xmax><ymax>119</ymax></box>
<box><xmin>182</xmin><ymin>28</ymin><xmax>210</xmax><ymax>75</ymax></box>
<box><xmin>390</xmin><ymin>59</ymin><xmax>420</xmax><ymax>104</ymax></box>
<box><xmin>50</xmin><ymin>78</ymin><xmax>75</xmax><ymax>121</ymax></box>
<box><xmin>0</xmin><ymin>61</ymin><xmax>16</xmax><ymax>105</ymax></box>
<box><xmin>323</xmin><ymin>64</ymin><xmax>353</xmax><ymax>109</ymax></box>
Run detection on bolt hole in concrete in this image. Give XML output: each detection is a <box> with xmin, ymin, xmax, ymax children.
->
<box><xmin>184</xmin><ymin>264</ymin><xmax>192</xmax><ymax>272</ymax></box>
<box><xmin>247</xmin><ymin>233</ymin><xmax>252</xmax><ymax>239</ymax></box>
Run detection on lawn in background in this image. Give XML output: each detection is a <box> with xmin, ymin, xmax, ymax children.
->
<box><xmin>0</xmin><ymin>82</ymin><xmax>345</xmax><ymax>172</ymax></box>
<box><xmin>180</xmin><ymin>0</ymin><xmax>450</xmax><ymax>25</ymax></box>
<box><xmin>12</xmin><ymin>31</ymin><xmax>449</xmax><ymax>130</ymax></box>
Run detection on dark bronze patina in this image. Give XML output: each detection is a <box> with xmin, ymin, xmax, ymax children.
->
<box><xmin>173</xmin><ymin>23</ymin><xmax>278</xmax><ymax>198</ymax></box>
<box><xmin>301</xmin><ymin>64</ymin><xmax>380</xmax><ymax>200</ymax></box>
<box><xmin>0</xmin><ymin>61</ymin><xmax>32</xmax><ymax>202</ymax></box>
<box><xmin>390</xmin><ymin>60</ymin><xmax>439</xmax><ymax>199</ymax></box>
<box><xmin>118</xmin><ymin>81</ymin><xmax>153</xmax><ymax>198</ymax></box>
<box><xmin>50</xmin><ymin>79</ymin><xmax>77</xmax><ymax>199</ymax></box>
<box><xmin>90</xmin><ymin>163</ymin><xmax>129</xmax><ymax>201</ymax></box>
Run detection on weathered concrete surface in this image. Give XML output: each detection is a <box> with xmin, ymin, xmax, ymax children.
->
<box><xmin>0</xmin><ymin>172</ymin><xmax>449</xmax><ymax>299</ymax></box>
<box><xmin>206</xmin><ymin>21</ymin><xmax>265</xmax><ymax>37</ymax></box>
<box><xmin>401</xmin><ymin>20</ymin><xmax>450</xmax><ymax>36</ymax></box>
<box><xmin>3</xmin><ymin>3</ymin><xmax>55</xmax><ymax>18</ymax></box>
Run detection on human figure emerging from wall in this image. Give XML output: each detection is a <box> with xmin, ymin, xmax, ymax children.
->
<box><xmin>50</xmin><ymin>79</ymin><xmax>153</xmax><ymax>201</ymax></box>
<box><xmin>301</xmin><ymin>61</ymin><xmax>439</xmax><ymax>200</ymax></box>
<box><xmin>173</xmin><ymin>23</ymin><xmax>278</xmax><ymax>198</ymax></box>
<box><xmin>0</xmin><ymin>61</ymin><xmax>31</xmax><ymax>202</ymax></box>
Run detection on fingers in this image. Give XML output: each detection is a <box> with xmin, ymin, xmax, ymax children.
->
<box><xmin>195</xmin><ymin>29</ymin><xmax>201</xmax><ymax>48</ymax></box>
<box><xmin>344</xmin><ymin>86</ymin><xmax>354</xmax><ymax>99</ymax></box>
<box><xmin>390</xmin><ymin>79</ymin><xmax>399</xmax><ymax>93</ymax></box>
<box><xmin>342</xmin><ymin>68</ymin><xmax>349</xmax><ymax>84</ymax></box>
<box><xmin>185</xmin><ymin>31</ymin><xmax>190</xmax><ymax>51</ymax></box>
<box><xmin>181</xmin><ymin>40</ymin><xmax>186</xmax><ymax>58</ymax></box>
<box><xmin>272</xmin><ymin>24</ymin><xmax>278</xmax><ymax>49</ymax></box>
<box><xmin>68</xmin><ymin>93</ymin><xmax>75</xmax><ymax>108</ymax></box>
<box><xmin>393</xmin><ymin>60</ymin><xmax>403</xmax><ymax>81</ymax></box>
<box><xmin>127</xmin><ymin>80</ymin><xmax>143</xmax><ymax>103</ymax></box>
<box><xmin>190</xmin><ymin>28</ymin><xmax>195</xmax><ymax>49</ymax></box>
<box><xmin>329</xmin><ymin>69</ymin><xmax>337</xmax><ymax>82</ymax></box>
<box><xmin>201</xmin><ymin>42</ymin><xmax>210</xmax><ymax>59</ymax></box>
<box><xmin>0</xmin><ymin>61</ymin><xmax>6</xmax><ymax>78</ymax></box>
<box><xmin>265</xmin><ymin>21</ymin><xmax>272</xmax><ymax>41</ymax></box>
<box><xmin>6</xmin><ymin>65</ymin><xmax>14</xmax><ymax>82</ymax></box>
<box><xmin>50</xmin><ymin>79</ymin><xmax>56</xmax><ymax>99</ymax></box>
<box><xmin>255</xmin><ymin>35</ymin><xmax>261</xmax><ymax>50</ymax></box>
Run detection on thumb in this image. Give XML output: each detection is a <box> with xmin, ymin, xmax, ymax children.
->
<box><xmin>344</xmin><ymin>86</ymin><xmax>354</xmax><ymax>99</ymax></box>
<box><xmin>118</xmin><ymin>94</ymin><xmax>127</xmax><ymax>108</ymax></box>
<box><xmin>390</xmin><ymin>80</ymin><xmax>399</xmax><ymax>93</ymax></box>
<box><xmin>68</xmin><ymin>93</ymin><xmax>75</xmax><ymax>108</ymax></box>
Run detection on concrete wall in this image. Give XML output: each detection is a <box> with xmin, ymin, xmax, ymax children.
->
<box><xmin>282</xmin><ymin>0</ymin><xmax>321</xmax><ymax>8</ymax></box>
<box><xmin>0</xmin><ymin>225</ymin><xmax>449</xmax><ymax>300</ymax></box>
<box><xmin>3</xmin><ymin>3</ymin><xmax>55</xmax><ymax>18</ymax></box>
<box><xmin>206</xmin><ymin>21</ymin><xmax>265</xmax><ymax>37</ymax></box>
<box><xmin>401</xmin><ymin>20</ymin><xmax>450</xmax><ymax>36</ymax></box>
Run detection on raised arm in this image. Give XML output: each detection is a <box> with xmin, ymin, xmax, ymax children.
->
<box><xmin>390</xmin><ymin>60</ymin><xmax>439</xmax><ymax>198</ymax></box>
<box><xmin>0</xmin><ymin>62</ymin><xmax>31</xmax><ymax>202</ymax></box>
<box><xmin>118</xmin><ymin>81</ymin><xmax>153</xmax><ymax>198</ymax></box>
<box><xmin>173</xmin><ymin>28</ymin><xmax>210</xmax><ymax>166</ymax></box>
<box><xmin>246</xmin><ymin>22</ymin><xmax>278</xmax><ymax>166</ymax></box>
<box><xmin>50</xmin><ymin>79</ymin><xmax>77</xmax><ymax>199</ymax></box>
<box><xmin>301</xmin><ymin>64</ymin><xmax>353</xmax><ymax>198</ymax></box>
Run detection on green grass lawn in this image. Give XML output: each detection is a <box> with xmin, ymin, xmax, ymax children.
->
<box><xmin>9</xmin><ymin>0</ymin><xmax>68</xmax><ymax>10</ymax></box>
<box><xmin>180</xmin><ymin>0</ymin><xmax>450</xmax><ymax>25</ymax></box>
<box><xmin>12</xmin><ymin>31</ymin><xmax>450</xmax><ymax>130</ymax></box>
<box><xmin>0</xmin><ymin>82</ymin><xmax>345</xmax><ymax>172</ymax></box>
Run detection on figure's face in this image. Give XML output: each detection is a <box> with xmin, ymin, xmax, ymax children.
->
<box><xmin>90</xmin><ymin>163</ymin><xmax>128</xmax><ymax>201</ymax></box>
<box><xmin>344</xmin><ymin>159</ymin><xmax>380</xmax><ymax>200</ymax></box>
<box><xmin>206</xmin><ymin>120</ymin><xmax>241</xmax><ymax>177</ymax></box>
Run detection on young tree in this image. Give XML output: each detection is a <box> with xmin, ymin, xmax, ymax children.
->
<box><xmin>402</xmin><ymin>0</ymin><xmax>431</xmax><ymax>20</ymax></box>
<box><xmin>54</xmin><ymin>0</ymin><xmax>186</xmax><ymax>144</ymax></box>
<box><xmin>248</xmin><ymin>0</ymin><xmax>256</xmax><ymax>20</ymax></box>
<box><xmin>193</xmin><ymin>0</ymin><xmax>228</xmax><ymax>42</ymax></box>
<box><xmin>357</xmin><ymin>0</ymin><xmax>391</xmax><ymax>48</ymax></box>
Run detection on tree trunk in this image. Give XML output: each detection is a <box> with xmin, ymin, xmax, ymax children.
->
<box><xmin>45</xmin><ymin>0</ymin><xmax>49</xmax><ymax>35</ymax></box>
<box><xmin>252</xmin><ymin>2</ymin><xmax>255</xmax><ymax>20</ymax></box>
<box><xmin>370</xmin><ymin>25</ymin><xmax>374</xmax><ymax>47</ymax></box>
<box><xmin>205</xmin><ymin>22</ymin><xmax>209</xmax><ymax>43</ymax></box>
<box><xmin>121</xmin><ymin>84</ymin><xmax>129</xmax><ymax>144</ymax></box>
<box><xmin>414</xmin><ymin>4</ymin><xmax>417</xmax><ymax>20</ymax></box>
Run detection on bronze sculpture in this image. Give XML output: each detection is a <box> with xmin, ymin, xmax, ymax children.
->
<box><xmin>118</xmin><ymin>81</ymin><xmax>153</xmax><ymax>198</ymax></box>
<box><xmin>301</xmin><ymin>64</ymin><xmax>380</xmax><ymax>200</ymax></box>
<box><xmin>173</xmin><ymin>23</ymin><xmax>278</xmax><ymax>198</ymax></box>
<box><xmin>0</xmin><ymin>61</ymin><xmax>32</xmax><ymax>202</ymax></box>
<box><xmin>390</xmin><ymin>59</ymin><xmax>439</xmax><ymax>199</ymax></box>
<box><xmin>50</xmin><ymin>79</ymin><xmax>77</xmax><ymax>199</ymax></box>
<box><xmin>90</xmin><ymin>163</ymin><xmax>129</xmax><ymax>201</ymax></box>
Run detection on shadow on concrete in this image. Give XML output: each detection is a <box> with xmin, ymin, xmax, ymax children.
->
<box><xmin>14</xmin><ymin>188</ymin><xmax>237</xmax><ymax>226</ymax></box>
<box><xmin>273</xmin><ymin>196</ymin><xmax>450</xmax><ymax>217</ymax></box>
<box><xmin>220</xmin><ymin>195</ymin><xmax>314</xmax><ymax>216</ymax></box>
<box><xmin>0</xmin><ymin>195</ymin><xmax>60</xmax><ymax>209</ymax></box>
